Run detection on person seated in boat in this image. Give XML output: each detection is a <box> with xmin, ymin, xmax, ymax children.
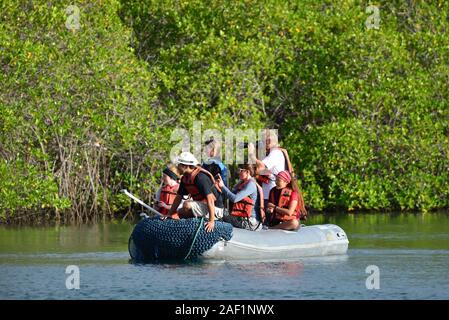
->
<box><xmin>216</xmin><ymin>164</ymin><xmax>265</xmax><ymax>231</ymax></box>
<box><xmin>155</xmin><ymin>164</ymin><xmax>181</xmax><ymax>216</ymax></box>
<box><xmin>167</xmin><ymin>151</ymin><xmax>224</xmax><ymax>232</ymax></box>
<box><xmin>248</xmin><ymin>129</ymin><xmax>308</xmax><ymax>221</ymax></box>
<box><xmin>266</xmin><ymin>170</ymin><xmax>300</xmax><ymax>231</ymax></box>
<box><xmin>201</xmin><ymin>137</ymin><xmax>228</xmax><ymax>210</ymax></box>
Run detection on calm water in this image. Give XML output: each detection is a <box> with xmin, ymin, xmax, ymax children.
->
<box><xmin>1</xmin><ymin>213</ymin><xmax>449</xmax><ymax>300</ymax></box>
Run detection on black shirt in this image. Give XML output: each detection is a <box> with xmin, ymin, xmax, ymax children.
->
<box><xmin>178</xmin><ymin>172</ymin><xmax>224</xmax><ymax>208</ymax></box>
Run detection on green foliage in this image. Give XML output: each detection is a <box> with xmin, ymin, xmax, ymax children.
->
<box><xmin>280</xmin><ymin>0</ymin><xmax>449</xmax><ymax>211</ymax></box>
<box><xmin>0</xmin><ymin>159</ymin><xmax>71</xmax><ymax>219</ymax></box>
<box><xmin>1</xmin><ymin>0</ymin><xmax>448</xmax><ymax>222</ymax></box>
<box><xmin>0</xmin><ymin>0</ymin><xmax>172</xmax><ymax>221</ymax></box>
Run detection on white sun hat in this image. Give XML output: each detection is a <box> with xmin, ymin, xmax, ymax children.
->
<box><xmin>175</xmin><ymin>151</ymin><xmax>199</xmax><ymax>166</ymax></box>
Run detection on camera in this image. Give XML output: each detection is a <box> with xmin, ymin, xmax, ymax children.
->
<box><xmin>238</xmin><ymin>141</ymin><xmax>263</xmax><ymax>149</ymax></box>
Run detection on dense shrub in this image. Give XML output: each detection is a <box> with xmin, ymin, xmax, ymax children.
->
<box><xmin>0</xmin><ymin>0</ymin><xmax>174</xmax><ymax>222</ymax></box>
<box><xmin>1</xmin><ymin>0</ymin><xmax>448</xmax><ymax>223</ymax></box>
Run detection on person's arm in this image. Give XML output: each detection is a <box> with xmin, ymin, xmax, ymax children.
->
<box><xmin>274</xmin><ymin>200</ymin><xmax>298</xmax><ymax>217</ymax></box>
<box><xmin>204</xmin><ymin>193</ymin><xmax>216</xmax><ymax>232</ymax></box>
<box><xmin>273</xmin><ymin>191</ymin><xmax>298</xmax><ymax>217</ymax></box>
<box><xmin>221</xmin><ymin>182</ymin><xmax>256</xmax><ymax>203</ymax></box>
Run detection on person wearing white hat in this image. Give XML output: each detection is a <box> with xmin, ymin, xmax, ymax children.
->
<box><xmin>167</xmin><ymin>151</ymin><xmax>224</xmax><ymax>232</ymax></box>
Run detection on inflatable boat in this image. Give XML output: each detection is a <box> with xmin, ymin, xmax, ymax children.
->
<box><xmin>128</xmin><ymin>217</ymin><xmax>349</xmax><ymax>262</ymax></box>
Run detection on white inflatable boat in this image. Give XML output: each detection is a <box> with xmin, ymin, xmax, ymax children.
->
<box><xmin>201</xmin><ymin>224</ymin><xmax>349</xmax><ymax>260</ymax></box>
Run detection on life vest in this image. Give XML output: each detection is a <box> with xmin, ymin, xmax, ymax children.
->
<box><xmin>230</xmin><ymin>179</ymin><xmax>255</xmax><ymax>218</ymax></box>
<box><xmin>230</xmin><ymin>179</ymin><xmax>265</xmax><ymax>220</ymax></box>
<box><xmin>181</xmin><ymin>166</ymin><xmax>221</xmax><ymax>202</ymax></box>
<box><xmin>158</xmin><ymin>183</ymin><xmax>179</xmax><ymax>215</ymax></box>
<box><xmin>269</xmin><ymin>187</ymin><xmax>300</xmax><ymax>221</ymax></box>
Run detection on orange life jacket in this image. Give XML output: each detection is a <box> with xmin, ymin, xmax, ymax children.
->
<box><xmin>230</xmin><ymin>179</ymin><xmax>265</xmax><ymax>220</ymax></box>
<box><xmin>181</xmin><ymin>166</ymin><xmax>221</xmax><ymax>202</ymax></box>
<box><xmin>230</xmin><ymin>180</ymin><xmax>255</xmax><ymax>218</ymax></box>
<box><xmin>269</xmin><ymin>187</ymin><xmax>300</xmax><ymax>221</ymax></box>
<box><xmin>158</xmin><ymin>183</ymin><xmax>179</xmax><ymax>215</ymax></box>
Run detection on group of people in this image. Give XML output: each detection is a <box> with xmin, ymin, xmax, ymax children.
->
<box><xmin>154</xmin><ymin>132</ymin><xmax>307</xmax><ymax>232</ymax></box>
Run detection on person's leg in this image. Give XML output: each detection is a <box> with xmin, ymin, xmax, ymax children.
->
<box><xmin>189</xmin><ymin>201</ymin><xmax>224</xmax><ymax>220</ymax></box>
<box><xmin>189</xmin><ymin>201</ymin><xmax>210</xmax><ymax>218</ymax></box>
<box><xmin>270</xmin><ymin>219</ymin><xmax>299</xmax><ymax>231</ymax></box>
<box><xmin>223</xmin><ymin>215</ymin><xmax>245</xmax><ymax>229</ymax></box>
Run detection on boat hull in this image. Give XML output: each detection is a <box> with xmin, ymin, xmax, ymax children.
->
<box><xmin>201</xmin><ymin>224</ymin><xmax>349</xmax><ymax>260</ymax></box>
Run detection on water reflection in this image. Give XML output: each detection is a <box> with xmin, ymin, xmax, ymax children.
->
<box><xmin>1</xmin><ymin>212</ymin><xmax>449</xmax><ymax>300</ymax></box>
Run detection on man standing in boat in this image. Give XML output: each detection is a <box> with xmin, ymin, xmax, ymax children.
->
<box><xmin>248</xmin><ymin>130</ymin><xmax>286</xmax><ymax>209</ymax></box>
<box><xmin>166</xmin><ymin>151</ymin><xmax>224</xmax><ymax>232</ymax></box>
<box><xmin>248</xmin><ymin>129</ymin><xmax>308</xmax><ymax>222</ymax></box>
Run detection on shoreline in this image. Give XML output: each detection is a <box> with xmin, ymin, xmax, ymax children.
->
<box><xmin>2</xmin><ymin>208</ymin><xmax>449</xmax><ymax>227</ymax></box>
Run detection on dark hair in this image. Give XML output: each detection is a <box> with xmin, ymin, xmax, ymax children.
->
<box><xmin>238</xmin><ymin>163</ymin><xmax>255</xmax><ymax>176</ymax></box>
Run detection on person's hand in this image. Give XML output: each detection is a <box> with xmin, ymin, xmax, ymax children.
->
<box><xmin>267</xmin><ymin>203</ymin><xmax>275</xmax><ymax>214</ymax></box>
<box><xmin>216</xmin><ymin>174</ymin><xmax>224</xmax><ymax>188</ymax></box>
<box><xmin>205</xmin><ymin>220</ymin><xmax>215</xmax><ymax>232</ymax></box>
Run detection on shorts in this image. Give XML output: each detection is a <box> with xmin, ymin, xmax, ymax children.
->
<box><xmin>189</xmin><ymin>201</ymin><xmax>224</xmax><ymax>219</ymax></box>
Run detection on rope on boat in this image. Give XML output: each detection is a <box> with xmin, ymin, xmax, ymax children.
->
<box><xmin>183</xmin><ymin>217</ymin><xmax>204</xmax><ymax>260</ymax></box>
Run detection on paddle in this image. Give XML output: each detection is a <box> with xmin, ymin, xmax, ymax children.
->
<box><xmin>120</xmin><ymin>189</ymin><xmax>162</xmax><ymax>217</ymax></box>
